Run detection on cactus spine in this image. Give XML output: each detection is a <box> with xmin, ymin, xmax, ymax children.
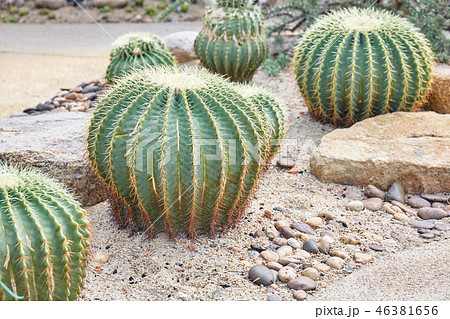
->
<box><xmin>88</xmin><ymin>66</ymin><xmax>284</xmax><ymax>237</ymax></box>
<box><xmin>106</xmin><ymin>32</ymin><xmax>176</xmax><ymax>84</ymax></box>
<box><xmin>0</xmin><ymin>165</ymin><xmax>90</xmax><ymax>301</ymax></box>
<box><xmin>194</xmin><ymin>0</ymin><xmax>268</xmax><ymax>82</ymax></box>
<box><xmin>292</xmin><ymin>8</ymin><xmax>434</xmax><ymax>127</ymax></box>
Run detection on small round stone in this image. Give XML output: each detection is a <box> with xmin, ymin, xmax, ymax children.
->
<box><xmin>266</xmin><ymin>262</ymin><xmax>283</xmax><ymax>271</ymax></box>
<box><xmin>287</xmin><ymin>238</ymin><xmax>301</xmax><ymax>249</ymax></box>
<box><xmin>287</xmin><ymin>276</ymin><xmax>317</xmax><ymax>291</ymax></box>
<box><xmin>346</xmin><ymin>200</ymin><xmax>364</xmax><ymax>211</ymax></box>
<box><xmin>277</xmin><ymin>157</ymin><xmax>295</xmax><ymax>168</ymax></box>
<box><xmin>364</xmin><ymin>185</ymin><xmax>385</xmax><ymax>199</ymax></box>
<box><xmin>273</xmin><ymin>237</ymin><xmax>288</xmax><ymax>247</ymax></box>
<box><xmin>260</xmin><ymin>251</ymin><xmax>279</xmax><ymax>263</ymax></box>
<box><xmin>327</xmin><ymin>256</ymin><xmax>345</xmax><ymax>269</ymax></box>
<box><xmin>277</xmin><ymin>246</ymin><xmax>293</xmax><ymax>258</ymax></box>
<box><xmin>314</xmin><ymin>263</ymin><xmax>330</xmax><ymax>273</ymax></box>
<box><xmin>319</xmin><ymin>242</ymin><xmax>331</xmax><ymax>254</ymax></box>
<box><xmin>305</xmin><ymin>217</ymin><xmax>323</xmax><ymax>227</ymax></box>
<box><xmin>291</xmin><ymin>222</ymin><xmax>316</xmax><ymax>235</ymax></box>
<box><xmin>354</xmin><ymin>252</ymin><xmax>373</xmax><ymax>263</ymax></box>
<box><xmin>420</xmin><ymin>233</ymin><xmax>435</xmax><ymax>239</ymax></box>
<box><xmin>265</xmin><ymin>226</ymin><xmax>279</xmax><ymax>239</ymax></box>
<box><xmin>362</xmin><ymin>198</ymin><xmax>384</xmax><ymax>211</ymax></box>
<box><xmin>92</xmin><ymin>251</ymin><xmax>109</xmax><ymax>264</ymax></box>
<box><xmin>302</xmin><ymin>240</ymin><xmax>319</xmax><ymax>254</ymax></box>
<box><xmin>293</xmin><ymin>289</ymin><xmax>307</xmax><ymax>301</ymax></box>
<box><xmin>301</xmin><ymin>267</ymin><xmax>319</xmax><ymax>281</ymax></box>
<box><xmin>278</xmin><ymin>266</ymin><xmax>297</xmax><ymax>283</ymax></box>
<box><xmin>340</xmin><ymin>235</ymin><xmax>357</xmax><ymax>245</ymax></box>
<box><xmin>248</xmin><ymin>265</ymin><xmax>274</xmax><ymax>286</ymax></box>
<box><xmin>407</xmin><ymin>196</ymin><xmax>431</xmax><ymax>208</ymax></box>
<box><xmin>393</xmin><ymin>212</ymin><xmax>408</xmax><ymax>221</ymax></box>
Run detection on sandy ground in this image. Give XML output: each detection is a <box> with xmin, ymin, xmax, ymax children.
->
<box><xmin>80</xmin><ymin>69</ymin><xmax>450</xmax><ymax>301</ymax></box>
<box><xmin>0</xmin><ymin>22</ymin><xmax>202</xmax><ymax>119</ymax></box>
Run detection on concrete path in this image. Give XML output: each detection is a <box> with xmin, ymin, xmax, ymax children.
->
<box><xmin>312</xmin><ymin>239</ymin><xmax>450</xmax><ymax>301</ymax></box>
<box><xmin>0</xmin><ymin>22</ymin><xmax>202</xmax><ymax>119</ymax></box>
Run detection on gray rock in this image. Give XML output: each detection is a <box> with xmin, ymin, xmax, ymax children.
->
<box><xmin>362</xmin><ymin>198</ymin><xmax>384</xmax><ymax>211</ymax></box>
<box><xmin>434</xmin><ymin>222</ymin><xmax>450</xmax><ymax>231</ymax></box>
<box><xmin>279</xmin><ymin>226</ymin><xmax>296</xmax><ymax>238</ymax></box>
<box><xmin>266</xmin><ymin>244</ymin><xmax>280</xmax><ymax>251</ymax></box>
<box><xmin>420</xmin><ymin>194</ymin><xmax>449</xmax><ymax>202</ymax></box>
<box><xmin>277</xmin><ymin>157</ymin><xmax>295</xmax><ymax>169</ymax></box>
<box><xmin>407</xmin><ymin>196</ymin><xmax>431</xmax><ymax>208</ymax></box>
<box><xmin>364</xmin><ymin>185</ymin><xmax>385</xmax><ymax>199</ymax></box>
<box><xmin>0</xmin><ymin>112</ymin><xmax>105</xmax><ymax>206</ymax></box>
<box><xmin>418</xmin><ymin>207</ymin><xmax>448</xmax><ymax>220</ymax></box>
<box><xmin>409</xmin><ymin>220</ymin><xmax>435</xmax><ymax>229</ymax></box>
<box><xmin>386</xmin><ymin>182</ymin><xmax>405</xmax><ymax>203</ymax></box>
<box><xmin>291</xmin><ymin>222</ymin><xmax>316</xmax><ymax>235</ymax></box>
<box><xmin>267</xmin><ymin>294</ymin><xmax>282</xmax><ymax>301</ymax></box>
<box><xmin>287</xmin><ymin>276</ymin><xmax>317</xmax><ymax>291</ymax></box>
<box><xmin>163</xmin><ymin>31</ymin><xmax>198</xmax><ymax>63</ymax></box>
<box><xmin>212</xmin><ymin>289</ymin><xmax>223</xmax><ymax>300</ymax></box>
<box><xmin>432</xmin><ymin>202</ymin><xmax>446</xmax><ymax>208</ymax></box>
<box><xmin>248</xmin><ymin>265</ymin><xmax>274</xmax><ymax>286</ymax></box>
<box><xmin>302</xmin><ymin>240</ymin><xmax>319</xmax><ymax>254</ymax></box>
<box><xmin>248</xmin><ymin>251</ymin><xmax>259</xmax><ymax>258</ymax></box>
<box><xmin>287</xmin><ymin>238</ymin><xmax>301</xmax><ymax>249</ymax></box>
<box><xmin>81</xmin><ymin>85</ymin><xmax>100</xmax><ymax>94</ymax></box>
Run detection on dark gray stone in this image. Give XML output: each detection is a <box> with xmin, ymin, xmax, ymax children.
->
<box><xmin>248</xmin><ymin>265</ymin><xmax>274</xmax><ymax>286</ymax></box>
<box><xmin>302</xmin><ymin>240</ymin><xmax>319</xmax><ymax>254</ymax></box>
<box><xmin>81</xmin><ymin>85</ymin><xmax>100</xmax><ymax>94</ymax></box>
<box><xmin>291</xmin><ymin>222</ymin><xmax>316</xmax><ymax>235</ymax></box>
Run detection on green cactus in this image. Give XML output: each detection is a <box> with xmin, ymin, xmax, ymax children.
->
<box><xmin>194</xmin><ymin>2</ymin><xmax>269</xmax><ymax>82</ymax></box>
<box><xmin>0</xmin><ymin>165</ymin><xmax>90</xmax><ymax>301</ymax></box>
<box><xmin>234</xmin><ymin>84</ymin><xmax>286</xmax><ymax>158</ymax></box>
<box><xmin>87</xmin><ymin>66</ymin><xmax>284</xmax><ymax>237</ymax></box>
<box><xmin>106</xmin><ymin>32</ymin><xmax>176</xmax><ymax>84</ymax></box>
<box><xmin>292</xmin><ymin>8</ymin><xmax>434</xmax><ymax>127</ymax></box>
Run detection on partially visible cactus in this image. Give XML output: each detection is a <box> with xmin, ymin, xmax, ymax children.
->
<box><xmin>234</xmin><ymin>84</ymin><xmax>286</xmax><ymax>158</ymax></box>
<box><xmin>106</xmin><ymin>32</ymin><xmax>176</xmax><ymax>84</ymax></box>
<box><xmin>194</xmin><ymin>1</ymin><xmax>268</xmax><ymax>82</ymax></box>
<box><xmin>88</xmin><ymin>66</ymin><xmax>283</xmax><ymax>237</ymax></box>
<box><xmin>292</xmin><ymin>8</ymin><xmax>434</xmax><ymax>127</ymax></box>
<box><xmin>215</xmin><ymin>0</ymin><xmax>250</xmax><ymax>8</ymax></box>
<box><xmin>0</xmin><ymin>165</ymin><xmax>90</xmax><ymax>301</ymax></box>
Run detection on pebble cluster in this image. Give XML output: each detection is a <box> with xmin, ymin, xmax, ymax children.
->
<box><xmin>246</xmin><ymin>170</ymin><xmax>449</xmax><ymax>301</ymax></box>
<box><xmin>22</xmin><ymin>78</ymin><xmax>107</xmax><ymax>115</ymax></box>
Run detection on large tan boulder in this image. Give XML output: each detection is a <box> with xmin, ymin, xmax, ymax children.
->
<box><xmin>426</xmin><ymin>64</ymin><xmax>450</xmax><ymax>114</ymax></box>
<box><xmin>162</xmin><ymin>31</ymin><xmax>198</xmax><ymax>63</ymax></box>
<box><xmin>310</xmin><ymin>112</ymin><xmax>450</xmax><ymax>194</ymax></box>
<box><xmin>0</xmin><ymin>112</ymin><xmax>106</xmax><ymax>206</ymax></box>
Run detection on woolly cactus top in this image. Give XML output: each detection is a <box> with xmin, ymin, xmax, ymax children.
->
<box><xmin>110</xmin><ymin>32</ymin><xmax>168</xmax><ymax>58</ymax></box>
<box><xmin>0</xmin><ymin>165</ymin><xmax>65</xmax><ymax>193</ymax></box>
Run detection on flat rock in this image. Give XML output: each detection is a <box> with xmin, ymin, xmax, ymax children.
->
<box><xmin>420</xmin><ymin>194</ymin><xmax>449</xmax><ymax>203</ymax></box>
<box><xmin>409</xmin><ymin>220</ymin><xmax>435</xmax><ymax>229</ymax></box>
<box><xmin>426</xmin><ymin>64</ymin><xmax>450</xmax><ymax>114</ymax></box>
<box><xmin>162</xmin><ymin>31</ymin><xmax>198</xmax><ymax>63</ymax></box>
<box><xmin>418</xmin><ymin>207</ymin><xmax>448</xmax><ymax>220</ymax></box>
<box><xmin>310</xmin><ymin>112</ymin><xmax>450</xmax><ymax>194</ymax></box>
<box><xmin>291</xmin><ymin>222</ymin><xmax>316</xmax><ymax>235</ymax></box>
<box><xmin>0</xmin><ymin>112</ymin><xmax>105</xmax><ymax>206</ymax></box>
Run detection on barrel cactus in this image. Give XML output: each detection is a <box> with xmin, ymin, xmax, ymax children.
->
<box><xmin>194</xmin><ymin>0</ymin><xmax>268</xmax><ymax>82</ymax></box>
<box><xmin>234</xmin><ymin>84</ymin><xmax>286</xmax><ymax>158</ymax></box>
<box><xmin>106</xmin><ymin>32</ymin><xmax>176</xmax><ymax>84</ymax></box>
<box><xmin>88</xmin><ymin>66</ymin><xmax>283</xmax><ymax>237</ymax></box>
<box><xmin>292</xmin><ymin>8</ymin><xmax>434</xmax><ymax>127</ymax></box>
<box><xmin>0</xmin><ymin>165</ymin><xmax>90</xmax><ymax>301</ymax></box>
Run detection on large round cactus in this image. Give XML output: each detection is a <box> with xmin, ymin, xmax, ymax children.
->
<box><xmin>194</xmin><ymin>1</ymin><xmax>268</xmax><ymax>82</ymax></box>
<box><xmin>106</xmin><ymin>32</ymin><xmax>176</xmax><ymax>84</ymax></box>
<box><xmin>0</xmin><ymin>165</ymin><xmax>90</xmax><ymax>301</ymax></box>
<box><xmin>292</xmin><ymin>8</ymin><xmax>434</xmax><ymax>127</ymax></box>
<box><xmin>87</xmin><ymin>67</ymin><xmax>283</xmax><ymax>237</ymax></box>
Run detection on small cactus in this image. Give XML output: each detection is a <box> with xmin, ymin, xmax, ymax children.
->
<box><xmin>106</xmin><ymin>32</ymin><xmax>176</xmax><ymax>84</ymax></box>
<box><xmin>292</xmin><ymin>8</ymin><xmax>434</xmax><ymax>127</ymax></box>
<box><xmin>194</xmin><ymin>1</ymin><xmax>268</xmax><ymax>82</ymax></box>
<box><xmin>0</xmin><ymin>165</ymin><xmax>90</xmax><ymax>301</ymax></box>
<box><xmin>88</xmin><ymin>66</ymin><xmax>284</xmax><ymax>237</ymax></box>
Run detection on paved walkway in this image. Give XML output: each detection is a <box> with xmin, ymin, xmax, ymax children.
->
<box><xmin>0</xmin><ymin>23</ymin><xmax>201</xmax><ymax>119</ymax></box>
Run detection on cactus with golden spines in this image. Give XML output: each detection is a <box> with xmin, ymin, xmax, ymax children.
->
<box><xmin>106</xmin><ymin>32</ymin><xmax>176</xmax><ymax>84</ymax></box>
<box><xmin>292</xmin><ymin>8</ymin><xmax>434</xmax><ymax>127</ymax></box>
<box><xmin>194</xmin><ymin>1</ymin><xmax>268</xmax><ymax>82</ymax></box>
<box><xmin>87</xmin><ymin>66</ymin><xmax>285</xmax><ymax>237</ymax></box>
<box><xmin>0</xmin><ymin>165</ymin><xmax>90</xmax><ymax>301</ymax></box>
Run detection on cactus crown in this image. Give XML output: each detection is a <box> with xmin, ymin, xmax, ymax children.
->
<box><xmin>88</xmin><ymin>66</ymin><xmax>284</xmax><ymax>237</ymax></box>
<box><xmin>106</xmin><ymin>32</ymin><xmax>176</xmax><ymax>84</ymax></box>
<box><xmin>292</xmin><ymin>7</ymin><xmax>434</xmax><ymax>127</ymax></box>
<box><xmin>215</xmin><ymin>0</ymin><xmax>250</xmax><ymax>9</ymax></box>
<box><xmin>0</xmin><ymin>164</ymin><xmax>90</xmax><ymax>301</ymax></box>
